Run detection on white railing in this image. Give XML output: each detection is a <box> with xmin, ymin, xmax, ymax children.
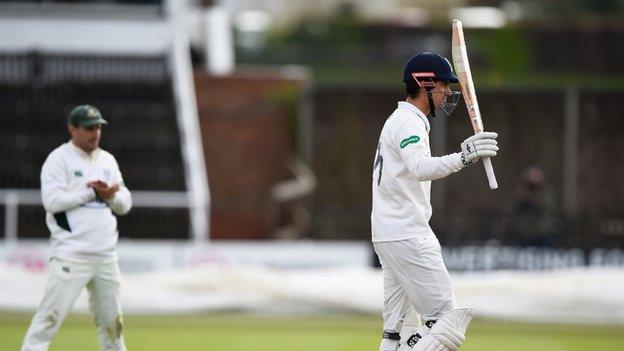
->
<box><xmin>0</xmin><ymin>188</ymin><xmax>190</xmax><ymax>242</ymax></box>
<box><xmin>167</xmin><ymin>1</ymin><xmax>211</xmax><ymax>242</ymax></box>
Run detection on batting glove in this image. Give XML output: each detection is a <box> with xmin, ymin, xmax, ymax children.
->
<box><xmin>460</xmin><ymin>132</ymin><xmax>498</xmax><ymax>166</ymax></box>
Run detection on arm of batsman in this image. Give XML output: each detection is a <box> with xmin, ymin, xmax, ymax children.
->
<box><xmin>460</xmin><ymin>132</ymin><xmax>498</xmax><ymax>166</ymax></box>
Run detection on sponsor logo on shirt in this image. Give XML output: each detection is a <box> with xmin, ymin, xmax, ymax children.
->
<box><xmin>74</xmin><ymin>170</ymin><xmax>83</xmax><ymax>177</ymax></box>
<box><xmin>400</xmin><ymin>135</ymin><xmax>420</xmax><ymax>149</ymax></box>
<box><xmin>83</xmin><ymin>200</ymin><xmax>109</xmax><ymax>208</ymax></box>
<box><xmin>103</xmin><ymin>169</ymin><xmax>112</xmax><ymax>182</ymax></box>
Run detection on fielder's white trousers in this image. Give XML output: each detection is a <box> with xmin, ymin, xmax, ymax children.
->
<box><xmin>21</xmin><ymin>257</ymin><xmax>127</xmax><ymax>351</ymax></box>
<box><xmin>374</xmin><ymin>234</ymin><xmax>458</xmax><ymax>333</ymax></box>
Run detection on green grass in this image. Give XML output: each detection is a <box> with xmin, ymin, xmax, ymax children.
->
<box><xmin>2</xmin><ymin>312</ymin><xmax>624</xmax><ymax>351</ymax></box>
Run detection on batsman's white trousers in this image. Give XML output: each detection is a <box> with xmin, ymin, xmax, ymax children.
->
<box><xmin>374</xmin><ymin>234</ymin><xmax>457</xmax><ymax>333</ymax></box>
<box><xmin>21</xmin><ymin>257</ymin><xmax>127</xmax><ymax>351</ymax></box>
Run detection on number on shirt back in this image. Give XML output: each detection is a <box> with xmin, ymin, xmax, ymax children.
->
<box><xmin>373</xmin><ymin>142</ymin><xmax>383</xmax><ymax>186</ymax></box>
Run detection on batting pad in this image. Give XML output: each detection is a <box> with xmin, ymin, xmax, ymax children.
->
<box><xmin>406</xmin><ymin>307</ymin><xmax>475</xmax><ymax>351</ymax></box>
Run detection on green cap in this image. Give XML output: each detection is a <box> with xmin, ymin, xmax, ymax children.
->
<box><xmin>67</xmin><ymin>105</ymin><xmax>108</xmax><ymax>127</ymax></box>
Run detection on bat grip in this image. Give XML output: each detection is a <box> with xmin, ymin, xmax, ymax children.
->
<box><xmin>482</xmin><ymin>157</ymin><xmax>498</xmax><ymax>189</ymax></box>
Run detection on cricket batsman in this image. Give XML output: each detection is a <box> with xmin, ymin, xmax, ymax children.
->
<box><xmin>371</xmin><ymin>52</ymin><xmax>499</xmax><ymax>351</ymax></box>
<box><xmin>21</xmin><ymin>105</ymin><xmax>131</xmax><ymax>351</ymax></box>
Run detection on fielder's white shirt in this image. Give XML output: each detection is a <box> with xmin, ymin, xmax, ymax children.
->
<box><xmin>371</xmin><ymin>102</ymin><xmax>465</xmax><ymax>242</ymax></box>
<box><xmin>41</xmin><ymin>141</ymin><xmax>132</xmax><ymax>262</ymax></box>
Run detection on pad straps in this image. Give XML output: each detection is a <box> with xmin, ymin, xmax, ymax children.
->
<box><xmin>382</xmin><ymin>331</ymin><xmax>400</xmax><ymax>340</ymax></box>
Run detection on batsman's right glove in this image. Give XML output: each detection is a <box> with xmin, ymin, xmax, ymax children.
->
<box><xmin>460</xmin><ymin>132</ymin><xmax>498</xmax><ymax>166</ymax></box>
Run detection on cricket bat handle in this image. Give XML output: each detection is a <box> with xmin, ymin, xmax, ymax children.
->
<box><xmin>482</xmin><ymin>157</ymin><xmax>498</xmax><ymax>189</ymax></box>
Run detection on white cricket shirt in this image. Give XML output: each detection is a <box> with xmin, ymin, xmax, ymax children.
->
<box><xmin>371</xmin><ymin>102</ymin><xmax>465</xmax><ymax>242</ymax></box>
<box><xmin>41</xmin><ymin>141</ymin><xmax>132</xmax><ymax>262</ymax></box>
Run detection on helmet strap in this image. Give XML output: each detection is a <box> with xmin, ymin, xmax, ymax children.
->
<box><xmin>426</xmin><ymin>89</ymin><xmax>436</xmax><ymax>118</ymax></box>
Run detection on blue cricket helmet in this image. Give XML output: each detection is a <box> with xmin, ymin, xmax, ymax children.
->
<box><xmin>402</xmin><ymin>52</ymin><xmax>459</xmax><ymax>84</ymax></box>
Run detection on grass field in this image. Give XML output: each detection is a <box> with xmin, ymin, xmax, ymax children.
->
<box><xmin>2</xmin><ymin>313</ymin><xmax>624</xmax><ymax>351</ymax></box>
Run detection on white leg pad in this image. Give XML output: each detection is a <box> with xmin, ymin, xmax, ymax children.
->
<box><xmin>399</xmin><ymin>307</ymin><xmax>423</xmax><ymax>343</ymax></box>
<box><xmin>397</xmin><ymin>324</ymin><xmax>432</xmax><ymax>351</ymax></box>
<box><xmin>409</xmin><ymin>308</ymin><xmax>475</xmax><ymax>351</ymax></box>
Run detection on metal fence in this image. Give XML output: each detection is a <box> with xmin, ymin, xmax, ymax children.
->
<box><xmin>0</xmin><ymin>189</ymin><xmax>190</xmax><ymax>241</ymax></box>
<box><xmin>310</xmin><ymin>84</ymin><xmax>624</xmax><ymax>248</ymax></box>
<box><xmin>0</xmin><ymin>52</ymin><xmax>194</xmax><ymax>240</ymax></box>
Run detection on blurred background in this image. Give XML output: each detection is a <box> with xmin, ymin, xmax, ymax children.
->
<box><xmin>1</xmin><ymin>0</ymin><xmax>624</xmax><ymax>350</ymax></box>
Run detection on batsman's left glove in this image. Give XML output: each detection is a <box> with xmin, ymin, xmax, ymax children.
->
<box><xmin>460</xmin><ymin>132</ymin><xmax>498</xmax><ymax>166</ymax></box>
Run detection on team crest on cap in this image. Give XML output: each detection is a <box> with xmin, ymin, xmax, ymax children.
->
<box><xmin>86</xmin><ymin>107</ymin><xmax>99</xmax><ymax>118</ymax></box>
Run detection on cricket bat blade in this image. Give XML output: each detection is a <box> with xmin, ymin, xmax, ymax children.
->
<box><xmin>451</xmin><ymin>19</ymin><xmax>499</xmax><ymax>190</ymax></box>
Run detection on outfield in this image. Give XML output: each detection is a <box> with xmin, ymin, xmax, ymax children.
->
<box><xmin>2</xmin><ymin>313</ymin><xmax>624</xmax><ymax>351</ymax></box>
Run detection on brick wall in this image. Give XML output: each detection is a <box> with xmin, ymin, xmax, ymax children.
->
<box><xmin>195</xmin><ymin>70</ymin><xmax>305</xmax><ymax>239</ymax></box>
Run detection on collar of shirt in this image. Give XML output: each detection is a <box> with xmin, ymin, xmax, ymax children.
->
<box><xmin>397</xmin><ymin>101</ymin><xmax>430</xmax><ymax>133</ymax></box>
<box><xmin>68</xmin><ymin>141</ymin><xmax>100</xmax><ymax>162</ymax></box>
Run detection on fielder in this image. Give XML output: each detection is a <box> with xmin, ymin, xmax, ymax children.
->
<box><xmin>372</xmin><ymin>52</ymin><xmax>499</xmax><ymax>351</ymax></box>
<box><xmin>22</xmin><ymin>105</ymin><xmax>132</xmax><ymax>351</ymax></box>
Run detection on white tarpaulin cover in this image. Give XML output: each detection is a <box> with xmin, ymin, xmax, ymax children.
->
<box><xmin>2</xmin><ymin>262</ymin><xmax>624</xmax><ymax>325</ymax></box>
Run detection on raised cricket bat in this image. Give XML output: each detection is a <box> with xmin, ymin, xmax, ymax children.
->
<box><xmin>451</xmin><ymin>19</ymin><xmax>498</xmax><ymax>190</ymax></box>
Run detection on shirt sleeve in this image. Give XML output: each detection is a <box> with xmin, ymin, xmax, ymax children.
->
<box><xmin>106</xmin><ymin>160</ymin><xmax>132</xmax><ymax>216</ymax></box>
<box><xmin>41</xmin><ymin>153</ymin><xmax>97</xmax><ymax>214</ymax></box>
<box><xmin>395</xmin><ymin>117</ymin><xmax>465</xmax><ymax>181</ymax></box>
